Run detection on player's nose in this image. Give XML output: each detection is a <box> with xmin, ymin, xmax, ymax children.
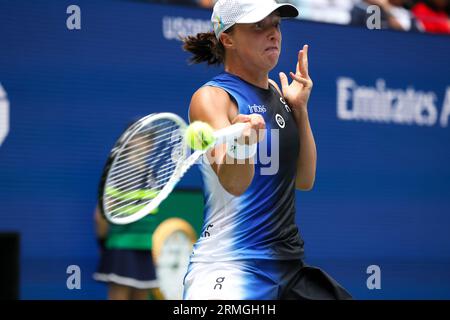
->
<box><xmin>267</xmin><ymin>26</ymin><xmax>281</xmax><ymax>42</ymax></box>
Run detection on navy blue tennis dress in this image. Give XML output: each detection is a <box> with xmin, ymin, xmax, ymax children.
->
<box><xmin>183</xmin><ymin>72</ymin><xmax>351</xmax><ymax>300</ymax></box>
<box><xmin>93</xmin><ymin>213</ymin><xmax>159</xmax><ymax>290</ymax></box>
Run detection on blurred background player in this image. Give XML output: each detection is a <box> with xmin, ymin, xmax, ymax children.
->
<box><xmin>93</xmin><ymin>129</ymin><xmax>163</xmax><ymax>300</ymax></box>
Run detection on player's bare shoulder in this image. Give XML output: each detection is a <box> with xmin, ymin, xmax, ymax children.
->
<box><xmin>189</xmin><ymin>86</ymin><xmax>234</xmax><ymax>123</ymax></box>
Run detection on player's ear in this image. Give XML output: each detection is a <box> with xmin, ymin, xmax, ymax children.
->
<box><xmin>220</xmin><ymin>32</ymin><xmax>234</xmax><ymax>50</ymax></box>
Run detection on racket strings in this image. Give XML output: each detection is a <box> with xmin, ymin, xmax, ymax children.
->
<box><xmin>107</xmin><ymin>160</ymin><xmax>176</xmax><ymax>188</ymax></box>
<box><xmin>118</xmin><ymin>124</ymin><xmax>179</xmax><ymax>158</ymax></box>
<box><xmin>112</xmin><ymin>130</ymin><xmax>183</xmax><ymax>174</ymax></box>
<box><xmin>106</xmin><ymin>163</ymin><xmax>179</xmax><ymax>217</ymax></box>
<box><xmin>113</xmin><ymin>124</ymin><xmax>178</xmax><ymax>167</ymax></box>
<box><xmin>104</xmin><ymin>119</ymin><xmax>184</xmax><ymax>218</ymax></box>
<box><xmin>114</xmin><ymin>128</ymin><xmax>181</xmax><ymax>181</ymax></box>
<box><xmin>105</xmin><ymin>165</ymin><xmax>178</xmax><ymax>209</ymax></box>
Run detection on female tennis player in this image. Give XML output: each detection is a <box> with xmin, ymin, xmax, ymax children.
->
<box><xmin>182</xmin><ymin>0</ymin><xmax>351</xmax><ymax>300</ymax></box>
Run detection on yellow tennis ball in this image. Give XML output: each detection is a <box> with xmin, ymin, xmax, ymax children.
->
<box><xmin>185</xmin><ymin>121</ymin><xmax>215</xmax><ymax>151</ymax></box>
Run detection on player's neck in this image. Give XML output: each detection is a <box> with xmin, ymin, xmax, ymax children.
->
<box><xmin>225</xmin><ymin>63</ymin><xmax>269</xmax><ymax>90</ymax></box>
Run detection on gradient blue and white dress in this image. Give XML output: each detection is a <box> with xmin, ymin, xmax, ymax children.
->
<box><xmin>183</xmin><ymin>72</ymin><xmax>352</xmax><ymax>300</ymax></box>
<box><xmin>183</xmin><ymin>72</ymin><xmax>306</xmax><ymax>299</ymax></box>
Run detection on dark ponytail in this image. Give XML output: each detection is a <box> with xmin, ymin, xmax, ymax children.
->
<box><xmin>182</xmin><ymin>31</ymin><xmax>226</xmax><ymax>65</ymax></box>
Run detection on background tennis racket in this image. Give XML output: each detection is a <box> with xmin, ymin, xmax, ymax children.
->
<box><xmin>98</xmin><ymin>112</ymin><xmax>246</xmax><ymax>225</ymax></box>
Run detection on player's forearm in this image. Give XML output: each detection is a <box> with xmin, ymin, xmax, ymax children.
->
<box><xmin>217</xmin><ymin>160</ymin><xmax>255</xmax><ymax>196</ymax></box>
<box><xmin>208</xmin><ymin>143</ymin><xmax>255</xmax><ymax>196</ymax></box>
<box><xmin>207</xmin><ymin>114</ymin><xmax>264</xmax><ymax>197</ymax></box>
<box><xmin>293</xmin><ymin>108</ymin><xmax>317</xmax><ymax>191</ymax></box>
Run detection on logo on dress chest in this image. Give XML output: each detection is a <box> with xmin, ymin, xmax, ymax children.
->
<box><xmin>275</xmin><ymin>113</ymin><xmax>285</xmax><ymax>128</ymax></box>
<box><xmin>248</xmin><ymin>104</ymin><xmax>267</xmax><ymax>114</ymax></box>
<box><xmin>279</xmin><ymin>97</ymin><xmax>291</xmax><ymax>113</ymax></box>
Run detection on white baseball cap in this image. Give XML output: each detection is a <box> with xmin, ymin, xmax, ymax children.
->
<box><xmin>211</xmin><ymin>0</ymin><xmax>299</xmax><ymax>39</ymax></box>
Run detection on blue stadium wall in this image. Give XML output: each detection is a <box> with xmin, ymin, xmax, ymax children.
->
<box><xmin>0</xmin><ymin>0</ymin><xmax>449</xmax><ymax>299</ymax></box>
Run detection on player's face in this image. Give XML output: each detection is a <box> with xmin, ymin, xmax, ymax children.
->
<box><xmin>231</xmin><ymin>13</ymin><xmax>282</xmax><ymax>72</ymax></box>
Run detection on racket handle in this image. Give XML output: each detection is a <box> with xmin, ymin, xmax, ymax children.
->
<box><xmin>213</xmin><ymin>122</ymin><xmax>247</xmax><ymax>145</ymax></box>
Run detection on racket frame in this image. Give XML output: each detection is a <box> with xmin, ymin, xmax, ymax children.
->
<box><xmin>100</xmin><ymin>113</ymin><xmax>246</xmax><ymax>225</ymax></box>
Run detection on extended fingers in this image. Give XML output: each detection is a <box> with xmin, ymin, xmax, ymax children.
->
<box><xmin>290</xmin><ymin>72</ymin><xmax>312</xmax><ymax>88</ymax></box>
<box><xmin>279</xmin><ymin>72</ymin><xmax>290</xmax><ymax>96</ymax></box>
<box><xmin>298</xmin><ymin>44</ymin><xmax>309</xmax><ymax>78</ymax></box>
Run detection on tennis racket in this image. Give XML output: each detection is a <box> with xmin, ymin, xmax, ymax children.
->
<box><xmin>98</xmin><ymin>112</ymin><xmax>246</xmax><ymax>225</ymax></box>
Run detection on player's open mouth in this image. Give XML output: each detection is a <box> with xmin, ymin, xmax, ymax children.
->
<box><xmin>265</xmin><ymin>46</ymin><xmax>279</xmax><ymax>54</ymax></box>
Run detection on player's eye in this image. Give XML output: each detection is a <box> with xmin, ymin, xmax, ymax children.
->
<box><xmin>254</xmin><ymin>19</ymin><xmax>281</xmax><ymax>31</ymax></box>
<box><xmin>254</xmin><ymin>22</ymin><xmax>263</xmax><ymax>30</ymax></box>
